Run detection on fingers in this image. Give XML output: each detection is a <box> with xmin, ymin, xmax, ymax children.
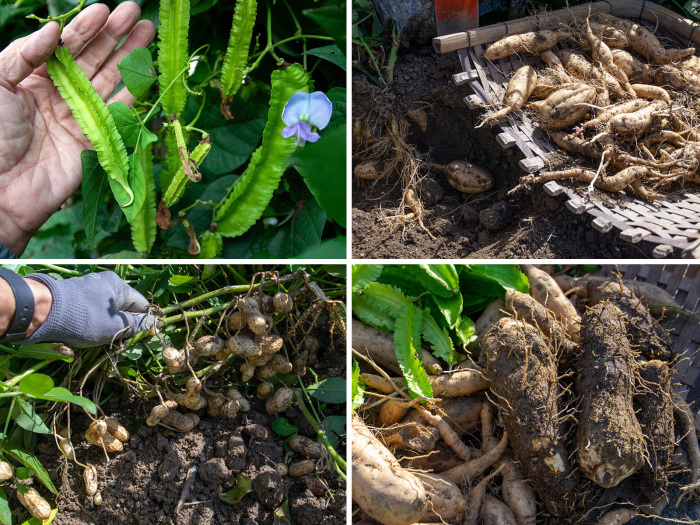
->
<box><xmin>74</xmin><ymin>1</ymin><xmax>142</xmax><ymax>80</ymax></box>
<box><xmin>93</xmin><ymin>19</ymin><xmax>156</xmax><ymax>100</ymax></box>
<box><xmin>0</xmin><ymin>22</ymin><xmax>59</xmax><ymax>90</ymax></box>
<box><xmin>59</xmin><ymin>3</ymin><xmax>110</xmax><ymax>56</ymax></box>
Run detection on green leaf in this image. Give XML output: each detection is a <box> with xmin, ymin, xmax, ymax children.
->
<box><xmin>13</xmin><ymin>467</ymin><xmax>32</xmax><ymax>480</ymax></box>
<box><xmin>271</xmin><ymin>418</ymin><xmax>298</xmax><ymax>436</ymax></box>
<box><xmin>352</xmin><ymin>264</ymin><xmax>383</xmax><ymax>292</ymax></box>
<box><xmin>2</xmin><ymin>443</ymin><xmax>57</xmax><ymax>494</ymax></box>
<box><xmin>39</xmin><ymin>388</ymin><xmax>97</xmax><ymax>415</ymax></box>
<box><xmin>18</xmin><ymin>374</ymin><xmax>54</xmax><ymax>397</ymax></box>
<box><xmin>462</xmin><ymin>265</ymin><xmax>529</xmax><ymax>295</ymax></box>
<box><xmin>325</xmin><ymin>87</ymin><xmax>346</xmax><ymax>128</ymax></box>
<box><xmin>454</xmin><ymin>316</ymin><xmax>477</xmax><ymax>346</ymax></box>
<box><xmin>130</xmin><ymin>143</ymin><xmax>156</xmax><ymax>253</ymax></box>
<box><xmin>394</xmin><ymin>304</ymin><xmax>432</xmax><ymax>399</ymax></box>
<box><xmin>363</xmin><ymin>282</ymin><xmax>413</xmax><ymax>319</ymax></box>
<box><xmin>422</xmin><ymin>313</ymin><xmax>458</xmax><ymax>366</ymax></box>
<box><xmin>292</xmin><ymin>125</ymin><xmax>346</xmax><ymax>227</ymax></box>
<box><xmin>377</xmin><ymin>265</ymin><xmax>425</xmax><ymax>297</ymax></box>
<box><xmin>22</xmin><ymin>507</ymin><xmax>58</xmax><ymax>525</ymax></box>
<box><xmin>292</xmin><ymin>236</ymin><xmax>346</xmax><ymax>259</ymax></box>
<box><xmin>108</xmin><ymin>102</ymin><xmax>140</xmax><ymax>148</ymax></box>
<box><xmin>412</xmin><ymin>264</ymin><xmax>459</xmax><ymax>298</ymax></box>
<box><xmin>432</xmin><ymin>292</ymin><xmax>463</xmax><ymax>328</ymax></box>
<box><xmin>303</xmin><ymin>44</ymin><xmax>346</xmax><ymax>70</ymax></box>
<box><xmin>117</xmin><ymin>47</ymin><xmax>156</xmax><ymax>98</ymax></box>
<box><xmin>220</xmin><ymin>473</ymin><xmax>252</xmax><ymax>504</ymax></box>
<box><xmin>352</xmin><ymin>292</ymin><xmax>394</xmax><ymax>332</ymax></box>
<box><xmin>108</xmin><ymin>153</ymin><xmax>146</xmax><ymax>223</ymax></box>
<box><xmin>306</xmin><ymin>377</ymin><xmax>346</xmax><ymax>404</ymax></box>
<box><xmin>81</xmin><ymin>150</ymin><xmax>109</xmax><ymax>250</ymax></box>
<box><xmin>263</xmin><ymin>198</ymin><xmax>326</xmax><ymax>257</ymax></box>
<box><xmin>13</xmin><ymin>399</ymin><xmax>50</xmax><ymax>435</ymax></box>
<box><xmin>273</xmin><ymin>500</ymin><xmax>292</xmax><ymax>525</ymax></box>
<box><xmin>12</xmin><ymin>344</ymin><xmax>73</xmax><ymax>362</ymax></box>
<box><xmin>322</xmin><ymin>414</ymin><xmax>346</xmax><ymax>448</ymax></box>
<box><xmin>0</xmin><ymin>488</ymin><xmax>11</xmax><ymax>525</ymax></box>
<box><xmin>169</xmin><ymin>275</ymin><xmax>198</xmax><ymax>286</ymax></box>
<box><xmin>352</xmin><ymin>359</ymin><xmax>365</xmax><ymax>410</ymax></box>
<box><xmin>303</xmin><ymin>2</ymin><xmax>346</xmax><ymax>49</ymax></box>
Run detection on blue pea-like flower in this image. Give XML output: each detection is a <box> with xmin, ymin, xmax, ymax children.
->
<box><xmin>281</xmin><ymin>91</ymin><xmax>333</xmax><ymax>147</ymax></box>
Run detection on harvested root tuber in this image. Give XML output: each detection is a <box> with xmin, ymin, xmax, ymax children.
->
<box><xmin>432</xmin><ymin>160</ymin><xmax>494</xmax><ymax>193</ymax></box>
<box><xmin>482</xmin><ymin>318</ymin><xmax>578</xmax><ymax>516</ymax></box>
<box><xmin>464</xmin><ymin>466</ymin><xmax>504</xmax><ymax>525</ymax></box>
<box><xmin>576</xmin><ymin>302</ymin><xmax>645</xmax><ymax>488</ymax></box>
<box><xmin>484</xmin><ymin>30</ymin><xmax>568</xmax><ymax>60</ymax></box>
<box><xmin>478</xmin><ymin>65</ymin><xmax>537</xmax><ymax>128</ymax></box>
<box><xmin>481</xmin><ymin>495</ymin><xmax>517</xmax><ymax>525</ymax></box>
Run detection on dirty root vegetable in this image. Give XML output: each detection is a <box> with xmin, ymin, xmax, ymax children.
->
<box><xmin>194</xmin><ymin>335</ymin><xmax>224</xmax><ymax>356</ymax></box>
<box><xmin>481</xmin><ymin>495</ymin><xmax>517</xmax><ymax>525</ymax></box>
<box><xmin>577</xmin><ymin>302</ymin><xmax>645</xmax><ymax>488</ymax></box>
<box><xmin>464</xmin><ymin>467</ymin><xmax>504</xmax><ymax>525</ymax></box>
<box><xmin>500</xmin><ymin>457</ymin><xmax>537</xmax><ymax>525</ymax></box>
<box><xmin>265</xmin><ymin>387</ymin><xmax>294</xmax><ymax>414</ymax></box>
<box><xmin>521</xmin><ymin>264</ymin><xmax>581</xmax><ymax>342</ymax></box>
<box><xmin>220</xmin><ymin>399</ymin><xmax>239</xmax><ymax>419</ymax></box>
<box><xmin>441</xmin><ymin>431</ymin><xmax>508</xmax><ymax>485</ymax></box>
<box><xmin>161</xmin><ymin>411</ymin><xmax>199</xmax><ymax>431</ymax></box>
<box><xmin>483</xmin><ymin>30</ymin><xmax>567</xmax><ymax>60</ymax></box>
<box><xmin>273</xmin><ymin>292</ymin><xmax>293</xmax><ymax>313</ymax></box>
<box><xmin>608</xmin><ymin>99</ymin><xmax>667</xmax><ymax>135</ymax></box>
<box><xmin>414</xmin><ymin>472</ymin><xmax>466</xmax><ymax>523</ymax></box>
<box><xmin>352</xmin><ymin>416</ymin><xmax>428</xmax><ymax>525</ymax></box>
<box><xmin>93</xmin><ymin>492</ymin><xmax>103</xmax><ymax>506</ymax></box>
<box><xmin>538</xmin><ymin>84</ymin><xmax>597</xmax><ymax>129</ymax></box>
<box><xmin>478</xmin><ymin>65</ymin><xmax>537</xmax><ymax>128</ymax></box>
<box><xmin>379</xmin><ymin>399</ymin><xmax>413</xmax><ymax>427</ymax></box>
<box><xmin>17</xmin><ymin>487</ymin><xmax>52</xmax><ymax>520</ymax></box>
<box><xmin>354</xmin><ymin>160</ymin><xmax>385</xmax><ymax>180</ymax></box>
<box><xmin>611</xmin><ymin>48</ymin><xmax>653</xmax><ymax>83</ymax></box>
<box><xmin>635</xmin><ymin>360</ymin><xmax>674</xmax><ymax>504</ymax></box>
<box><xmin>289</xmin><ymin>435</ymin><xmax>323</xmax><ymax>459</ymax></box>
<box><xmin>256</xmin><ymin>381</ymin><xmax>275</xmax><ymax>400</ymax></box>
<box><xmin>239</xmin><ymin>297</ymin><xmax>269</xmax><ymax>334</ymax></box>
<box><xmin>595</xmin><ymin>508</ymin><xmax>639</xmax><ymax>525</ymax></box>
<box><xmin>482</xmin><ymin>318</ymin><xmax>578</xmax><ymax>516</ymax></box>
<box><xmin>83</xmin><ymin>465</ymin><xmax>98</xmax><ymax>496</ymax></box>
<box><xmin>402</xmin><ymin>395</ymin><xmax>483</xmax><ymax>436</ymax></box>
<box><xmin>469</xmin><ymin>299</ymin><xmax>506</xmax><ymax>352</ymax></box>
<box><xmin>289</xmin><ymin>459</ymin><xmax>316</xmax><ymax>477</ymax></box>
<box><xmin>0</xmin><ymin>461</ymin><xmax>12</xmax><ymax>481</ymax></box>
<box><xmin>228</xmin><ymin>310</ymin><xmax>247</xmax><ymax>331</ymax></box>
<box><xmin>433</xmin><ymin>160</ymin><xmax>494</xmax><ymax>193</ymax></box>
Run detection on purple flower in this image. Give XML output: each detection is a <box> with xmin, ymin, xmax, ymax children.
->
<box><xmin>281</xmin><ymin>91</ymin><xmax>333</xmax><ymax>147</ymax></box>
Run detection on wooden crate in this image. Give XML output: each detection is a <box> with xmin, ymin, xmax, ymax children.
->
<box><xmin>434</xmin><ymin>1</ymin><xmax>700</xmax><ymax>258</ymax></box>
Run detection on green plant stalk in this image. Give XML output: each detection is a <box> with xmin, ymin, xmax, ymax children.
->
<box><xmin>5</xmin><ymin>360</ymin><xmax>50</xmax><ymax>387</ymax></box>
<box><xmin>386</xmin><ymin>25</ymin><xmax>400</xmax><ymax>84</ymax></box>
<box><xmin>357</xmin><ymin>36</ymin><xmax>386</xmax><ymax>86</ymax></box>
<box><xmin>294</xmin><ymin>390</ymin><xmax>347</xmax><ymax>480</ymax></box>
<box><xmin>246</xmin><ymin>1</ymin><xmax>285</xmax><ymax>74</ymax></box>
<box><xmin>27</xmin><ymin>0</ymin><xmax>87</xmax><ymax>29</ymax></box>
<box><xmin>40</xmin><ymin>264</ymin><xmax>82</xmax><ymax>276</ymax></box>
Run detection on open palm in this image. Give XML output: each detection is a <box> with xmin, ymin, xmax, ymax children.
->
<box><xmin>0</xmin><ymin>2</ymin><xmax>155</xmax><ymax>256</ymax></box>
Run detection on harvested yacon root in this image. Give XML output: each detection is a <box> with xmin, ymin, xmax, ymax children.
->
<box><xmin>352</xmin><ymin>416</ymin><xmax>428</xmax><ymax>525</ymax></box>
<box><xmin>576</xmin><ymin>302</ymin><xmax>645</xmax><ymax>488</ymax></box>
<box><xmin>484</xmin><ymin>30</ymin><xmax>569</xmax><ymax>60</ymax></box>
<box><xmin>482</xmin><ymin>318</ymin><xmax>578</xmax><ymax>516</ymax></box>
<box><xmin>431</xmin><ymin>160</ymin><xmax>494</xmax><ymax>193</ymax></box>
<box><xmin>478</xmin><ymin>65</ymin><xmax>537</xmax><ymax>128</ymax></box>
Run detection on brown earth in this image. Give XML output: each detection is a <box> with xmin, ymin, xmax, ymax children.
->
<box><xmin>26</xmin><ymin>326</ymin><xmax>346</xmax><ymax>525</ymax></box>
<box><xmin>352</xmin><ymin>29</ymin><xmax>662</xmax><ymax>259</ymax></box>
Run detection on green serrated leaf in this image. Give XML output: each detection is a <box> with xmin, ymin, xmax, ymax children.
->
<box><xmin>432</xmin><ymin>292</ymin><xmax>463</xmax><ymax>328</ymax></box>
<box><xmin>351</xmin><ymin>264</ymin><xmax>382</xmax><ymax>292</ymax></box>
<box><xmin>377</xmin><ymin>265</ymin><xmax>425</xmax><ymax>297</ymax></box>
<box><xmin>394</xmin><ymin>305</ymin><xmax>432</xmax><ymax>399</ymax></box>
<box><xmin>117</xmin><ymin>47</ymin><xmax>156</xmax><ymax>98</ymax></box>
<box><xmin>363</xmin><ymin>283</ymin><xmax>413</xmax><ymax>319</ymax></box>
<box><xmin>413</xmin><ymin>264</ymin><xmax>459</xmax><ymax>298</ymax></box>
<box><xmin>352</xmin><ymin>359</ymin><xmax>365</xmax><ymax>410</ymax></box>
<box><xmin>422</xmin><ymin>313</ymin><xmax>458</xmax><ymax>366</ymax></box>
<box><xmin>352</xmin><ymin>293</ymin><xmax>394</xmax><ymax>332</ymax></box>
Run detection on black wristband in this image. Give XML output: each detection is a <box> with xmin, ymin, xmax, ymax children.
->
<box><xmin>0</xmin><ymin>269</ymin><xmax>34</xmax><ymax>341</ymax></box>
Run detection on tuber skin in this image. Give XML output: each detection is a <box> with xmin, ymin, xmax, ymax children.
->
<box><xmin>482</xmin><ymin>318</ymin><xmax>578</xmax><ymax>516</ymax></box>
<box><xmin>576</xmin><ymin>302</ymin><xmax>645</xmax><ymax>488</ymax></box>
<box><xmin>433</xmin><ymin>160</ymin><xmax>494</xmax><ymax>193</ymax></box>
<box><xmin>352</xmin><ymin>416</ymin><xmax>428</xmax><ymax>525</ymax></box>
<box><xmin>481</xmin><ymin>495</ymin><xmax>518</xmax><ymax>525</ymax></box>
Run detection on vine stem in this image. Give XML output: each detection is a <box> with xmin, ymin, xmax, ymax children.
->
<box><xmin>294</xmin><ymin>389</ymin><xmax>347</xmax><ymax>480</ymax></box>
<box><xmin>27</xmin><ymin>0</ymin><xmax>87</xmax><ymax>30</ymax></box>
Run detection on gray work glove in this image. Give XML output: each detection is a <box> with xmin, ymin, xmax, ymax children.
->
<box><xmin>16</xmin><ymin>271</ymin><xmax>152</xmax><ymax>348</ymax></box>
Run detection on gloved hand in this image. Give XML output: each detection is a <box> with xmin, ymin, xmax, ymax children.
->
<box><xmin>15</xmin><ymin>271</ymin><xmax>153</xmax><ymax>348</ymax></box>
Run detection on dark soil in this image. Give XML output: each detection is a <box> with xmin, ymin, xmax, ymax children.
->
<box><xmin>352</xmin><ymin>25</ymin><xmax>661</xmax><ymax>259</ymax></box>
<box><xmin>28</xmin><ymin>326</ymin><xmax>346</xmax><ymax>525</ymax></box>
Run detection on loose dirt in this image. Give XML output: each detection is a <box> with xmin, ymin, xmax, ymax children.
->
<box><xmin>28</xmin><ymin>326</ymin><xmax>346</xmax><ymax>525</ymax></box>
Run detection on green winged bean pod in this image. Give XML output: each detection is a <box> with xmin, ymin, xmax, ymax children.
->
<box><xmin>214</xmin><ymin>64</ymin><xmax>311</xmax><ymax>236</ymax></box>
<box><xmin>130</xmin><ymin>143</ymin><xmax>156</xmax><ymax>253</ymax></box>
<box><xmin>163</xmin><ymin>135</ymin><xmax>212</xmax><ymax>208</ymax></box>
<box><xmin>160</xmin><ymin>132</ymin><xmax>181</xmax><ymax>193</ymax></box>
<box><xmin>158</xmin><ymin>0</ymin><xmax>190</xmax><ymax>118</ymax></box>
<box><xmin>221</xmin><ymin>0</ymin><xmax>257</xmax><ymax>101</ymax></box>
<box><xmin>46</xmin><ymin>46</ymin><xmax>133</xmax><ymax>210</ymax></box>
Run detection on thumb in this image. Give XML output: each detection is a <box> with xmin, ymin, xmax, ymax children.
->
<box><xmin>0</xmin><ymin>22</ymin><xmax>60</xmax><ymax>91</ymax></box>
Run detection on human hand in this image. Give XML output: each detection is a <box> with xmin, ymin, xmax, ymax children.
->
<box><xmin>16</xmin><ymin>271</ymin><xmax>153</xmax><ymax>348</ymax></box>
<box><xmin>0</xmin><ymin>3</ymin><xmax>155</xmax><ymax>256</ymax></box>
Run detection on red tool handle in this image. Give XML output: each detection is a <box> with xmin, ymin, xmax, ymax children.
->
<box><xmin>435</xmin><ymin>0</ymin><xmax>478</xmax><ymax>25</ymax></box>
